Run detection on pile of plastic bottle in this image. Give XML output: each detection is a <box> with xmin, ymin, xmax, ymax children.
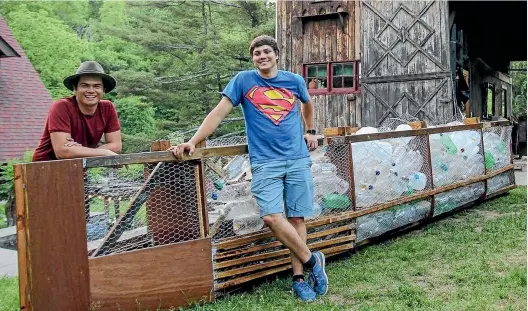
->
<box><xmin>487</xmin><ymin>171</ymin><xmax>513</xmax><ymax>194</ymax></box>
<box><xmin>433</xmin><ymin>182</ymin><xmax>486</xmax><ymax>216</ymax></box>
<box><xmin>483</xmin><ymin>130</ymin><xmax>512</xmax><ymax>171</ymax></box>
<box><xmin>356</xmin><ymin>200</ymin><xmax>431</xmax><ymax>241</ymax></box>
<box><xmin>430</xmin><ymin>130</ymin><xmax>484</xmax><ymax>187</ymax></box>
<box><xmin>352</xmin><ymin>125</ymin><xmax>428</xmax><ymax>208</ymax></box>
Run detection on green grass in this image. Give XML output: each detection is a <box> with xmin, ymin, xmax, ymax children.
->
<box><xmin>1</xmin><ymin>187</ymin><xmax>526</xmax><ymax>311</ymax></box>
<box><xmin>0</xmin><ymin>201</ymin><xmax>6</xmax><ymax>229</ymax></box>
<box><xmin>0</xmin><ymin>277</ymin><xmax>18</xmax><ymax>310</ymax></box>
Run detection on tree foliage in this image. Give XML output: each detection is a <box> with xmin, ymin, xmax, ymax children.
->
<box><xmin>1</xmin><ymin>0</ymin><xmax>275</xmax><ymax>153</ymax></box>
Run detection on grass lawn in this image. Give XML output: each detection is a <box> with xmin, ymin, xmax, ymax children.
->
<box><xmin>0</xmin><ymin>187</ymin><xmax>526</xmax><ymax>311</ymax></box>
<box><xmin>0</xmin><ymin>201</ymin><xmax>7</xmax><ymax>229</ymax></box>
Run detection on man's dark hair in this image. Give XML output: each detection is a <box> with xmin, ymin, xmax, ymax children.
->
<box><xmin>249</xmin><ymin>35</ymin><xmax>279</xmax><ymax>56</ymax></box>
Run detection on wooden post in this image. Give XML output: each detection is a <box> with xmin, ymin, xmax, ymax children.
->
<box><xmin>15</xmin><ymin>160</ymin><xmax>90</xmax><ymax>311</ymax></box>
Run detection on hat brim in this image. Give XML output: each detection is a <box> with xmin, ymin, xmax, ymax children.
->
<box><xmin>63</xmin><ymin>73</ymin><xmax>117</xmax><ymax>93</ymax></box>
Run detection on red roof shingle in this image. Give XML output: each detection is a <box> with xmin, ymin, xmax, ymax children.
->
<box><xmin>0</xmin><ymin>15</ymin><xmax>53</xmax><ymax>162</ymax></box>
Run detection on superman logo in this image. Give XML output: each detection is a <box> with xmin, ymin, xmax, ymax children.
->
<box><xmin>244</xmin><ymin>86</ymin><xmax>296</xmax><ymax>125</ymax></box>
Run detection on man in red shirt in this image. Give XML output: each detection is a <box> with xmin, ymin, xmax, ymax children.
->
<box><xmin>33</xmin><ymin>61</ymin><xmax>122</xmax><ymax>161</ymax></box>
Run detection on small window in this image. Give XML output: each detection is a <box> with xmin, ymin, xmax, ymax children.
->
<box><xmin>332</xmin><ymin>63</ymin><xmax>354</xmax><ymax>89</ymax></box>
<box><xmin>306</xmin><ymin>64</ymin><xmax>328</xmax><ymax>89</ymax></box>
<box><xmin>303</xmin><ymin>60</ymin><xmax>360</xmax><ymax>94</ymax></box>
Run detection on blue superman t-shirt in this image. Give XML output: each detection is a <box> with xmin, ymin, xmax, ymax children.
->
<box><xmin>222</xmin><ymin>70</ymin><xmax>310</xmax><ymax>164</ymax></box>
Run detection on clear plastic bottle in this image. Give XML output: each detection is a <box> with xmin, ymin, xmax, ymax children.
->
<box><xmin>232</xmin><ymin>213</ymin><xmax>265</xmax><ymax>235</ymax></box>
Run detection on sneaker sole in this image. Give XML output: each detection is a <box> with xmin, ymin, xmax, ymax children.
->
<box><xmin>292</xmin><ymin>289</ymin><xmax>316</xmax><ymax>303</ymax></box>
<box><xmin>317</xmin><ymin>252</ymin><xmax>329</xmax><ymax>295</ymax></box>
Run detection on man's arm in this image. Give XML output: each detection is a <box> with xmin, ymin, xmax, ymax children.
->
<box><xmin>51</xmin><ymin>132</ymin><xmax>117</xmax><ymax>159</ymax></box>
<box><xmin>97</xmin><ymin>130</ymin><xmax>122</xmax><ymax>153</ymax></box>
<box><xmin>301</xmin><ymin>100</ymin><xmax>315</xmax><ymax>130</ymax></box>
<box><xmin>301</xmin><ymin>100</ymin><xmax>318</xmax><ymax>151</ymax></box>
<box><xmin>171</xmin><ymin>97</ymin><xmax>233</xmax><ymax>158</ymax></box>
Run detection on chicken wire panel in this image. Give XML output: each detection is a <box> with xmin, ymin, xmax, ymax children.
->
<box><xmin>356</xmin><ymin>199</ymin><xmax>432</xmax><ymax>242</ymax></box>
<box><xmin>84</xmin><ymin>161</ymin><xmax>203</xmax><ymax>257</ymax></box>
<box><xmin>433</xmin><ymin>182</ymin><xmax>486</xmax><ymax>216</ymax></box>
<box><xmin>206</xmin><ymin>143</ymin><xmax>353</xmax><ymax>242</ymax></box>
<box><xmin>483</xmin><ymin>126</ymin><xmax>513</xmax><ymax>171</ymax></box>
<box><xmin>430</xmin><ymin>129</ymin><xmax>485</xmax><ymax>187</ymax></box>
<box><xmin>351</xmin><ymin>135</ymin><xmax>432</xmax><ymax>209</ymax></box>
<box><xmin>487</xmin><ymin>170</ymin><xmax>515</xmax><ymax>195</ymax></box>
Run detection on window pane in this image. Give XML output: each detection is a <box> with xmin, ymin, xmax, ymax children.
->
<box><xmin>332</xmin><ymin>76</ymin><xmax>343</xmax><ymax>88</ymax></box>
<box><xmin>344</xmin><ymin>76</ymin><xmax>354</xmax><ymax>88</ymax></box>
<box><xmin>307</xmin><ymin>66</ymin><xmax>317</xmax><ymax>78</ymax></box>
<box><xmin>317</xmin><ymin>65</ymin><xmax>327</xmax><ymax>77</ymax></box>
<box><xmin>333</xmin><ymin>64</ymin><xmax>342</xmax><ymax>76</ymax></box>
<box><xmin>486</xmin><ymin>88</ymin><xmax>493</xmax><ymax>115</ymax></box>
<box><xmin>344</xmin><ymin>64</ymin><xmax>354</xmax><ymax>76</ymax></box>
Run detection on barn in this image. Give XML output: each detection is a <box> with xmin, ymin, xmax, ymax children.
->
<box><xmin>275</xmin><ymin>0</ymin><xmax>527</xmax><ymax>131</ymax></box>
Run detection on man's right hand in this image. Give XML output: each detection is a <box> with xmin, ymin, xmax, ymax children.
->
<box><xmin>168</xmin><ymin>142</ymin><xmax>196</xmax><ymax>159</ymax></box>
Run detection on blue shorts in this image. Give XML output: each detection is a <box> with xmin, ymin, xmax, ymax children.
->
<box><xmin>251</xmin><ymin>157</ymin><xmax>314</xmax><ymax>218</ymax></box>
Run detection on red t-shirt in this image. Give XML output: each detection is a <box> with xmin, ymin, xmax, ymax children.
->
<box><xmin>32</xmin><ymin>96</ymin><xmax>121</xmax><ymax>161</ymax></box>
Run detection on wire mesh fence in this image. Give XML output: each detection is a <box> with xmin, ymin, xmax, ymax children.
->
<box><xmin>84</xmin><ymin>161</ymin><xmax>204</xmax><ymax>257</ymax></box>
<box><xmin>352</xmin><ymin>135</ymin><xmax>432</xmax><ymax>209</ymax></box>
<box><xmin>433</xmin><ymin>182</ymin><xmax>486</xmax><ymax>216</ymax></box>
<box><xmin>487</xmin><ymin>170</ymin><xmax>515</xmax><ymax>195</ymax></box>
<box><xmin>356</xmin><ymin>199</ymin><xmax>432</xmax><ymax>242</ymax></box>
<box><xmin>430</xmin><ymin>129</ymin><xmax>485</xmax><ymax>187</ymax></box>
<box><xmin>81</xmin><ymin>123</ymin><xmax>515</xmax><ymax>256</ymax></box>
<box><xmin>483</xmin><ymin>126</ymin><xmax>513</xmax><ymax>171</ymax></box>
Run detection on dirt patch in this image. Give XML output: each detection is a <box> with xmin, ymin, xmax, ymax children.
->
<box><xmin>327</xmin><ymin>294</ymin><xmax>346</xmax><ymax>305</ymax></box>
<box><xmin>474</xmin><ymin>210</ymin><xmax>522</xmax><ymax>220</ymax></box>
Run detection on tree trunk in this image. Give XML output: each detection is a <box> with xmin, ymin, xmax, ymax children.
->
<box><xmin>5</xmin><ymin>191</ymin><xmax>15</xmax><ymax>227</ymax></box>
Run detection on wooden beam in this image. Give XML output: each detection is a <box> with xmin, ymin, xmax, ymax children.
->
<box><xmin>214</xmin><ymin>243</ymin><xmax>353</xmax><ymax>290</ymax></box>
<box><xmin>14</xmin><ymin>165</ymin><xmax>30</xmax><ymax>310</ymax></box>
<box><xmin>328</xmin><ymin>124</ymin><xmax>483</xmax><ymax>144</ymax></box>
<box><xmin>214</xmin><ymin>217</ymin><xmax>356</xmax><ymax>251</ymax></box>
<box><xmin>215</xmin><ymin>235</ymin><xmax>354</xmax><ymax>269</ymax></box>
<box><xmin>215</xmin><ymin>224</ymin><xmax>354</xmax><ymax>260</ymax></box>
<box><xmin>90</xmin><ymin>238</ymin><xmax>214</xmax><ymax>310</ymax></box>
<box><xmin>84</xmin><ymin>144</ymin><xmax>249</xmax><ymax>168</ymax></box>
<box><xmin>15</xmin><ymin>160</ymin><xmax>90</xmax><ymax>310</ymax></box>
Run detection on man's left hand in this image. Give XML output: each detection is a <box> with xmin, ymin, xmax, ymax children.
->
<box><xmin>304</xmin><ymin>134</ymin><xmax>318</xmax><ymax>152</ymax></box>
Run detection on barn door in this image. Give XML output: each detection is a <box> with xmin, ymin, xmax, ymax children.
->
<box><xmin>360</xmin><ymin>1</ymin><xmax>454</xmax><ymax>126</ymax></box>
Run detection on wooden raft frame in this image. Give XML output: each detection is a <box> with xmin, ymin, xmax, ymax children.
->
<box><xmin>15</xmin><ymin>121</ymin><xmax>515</xmax><ymax>309</ymax></box>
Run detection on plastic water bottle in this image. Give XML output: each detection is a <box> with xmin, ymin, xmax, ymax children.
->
<box><xmin>216</xmin><ymin>181</ymin><xmax>252</xmax><ymax>202</ymax></box>
<box><xmin>222</xmin><ymin>197</ymin><xmax>260</xmax><ymax>220</ymax></box>
<box><xmin>440</xmin><ymin>133</ymin><xmax>458</xmax><ymax>155</ymax></box>
<box><xmin>232</xmin><ymin>213</ymin><xmax>265</xmax><ymax>235</ymax></box>
<box><xmin>408</xmin><ymin>172</ymin><xmax>427</xmax><ymax>191</ymax></box>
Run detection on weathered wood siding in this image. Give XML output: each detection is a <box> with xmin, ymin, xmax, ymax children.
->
<box><xmin>360</xmin><ymin>1</ymin><xmax>454</xmax><ymax>126</ymax></box>
<box><xmin>277</xmin><ymin>0</ymin><xmax>361</xmax><ymax>131</ymax></box>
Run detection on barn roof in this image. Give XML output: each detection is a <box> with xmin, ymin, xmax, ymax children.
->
<box><xmin>0</xmin><ymin>15</ymin><xmax>52</xmax><ymax>162</ymax></box>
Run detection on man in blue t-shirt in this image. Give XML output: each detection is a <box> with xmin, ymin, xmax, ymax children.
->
<box><xmin>171</xmin><ymin>35</ymin><xmax>328</xmax><ymax>302</ymax></box>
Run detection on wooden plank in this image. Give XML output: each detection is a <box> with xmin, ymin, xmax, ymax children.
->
<box><xmin>328</xmin><ymin>123</ymin><xmax>483</xmax><ymax>144</ymax></box>
<box><xmin>463</xmin><ymin>117</ymin><xmax>480</xmax><ymax>125</ymax></box>
<box><xmin>354</xmin><ymin>0</ymin><xmax>361</xmax><ymax>60</ymax></box>
<box><xmin>215</xmin><ymin>235</ymin><xmax>354</xmax><ymax>269</ymax></box>
<box><xmin>90</xmin><ymin>238</ymin><xmax>214</xmax><ymax>311</ymax></box>
<box><xmin>84</xmin><ymin>144</ymin><xmax>249</xmax><ymax>168</ymax></box>
<box><xmin>19</xmin><ymin>160</ymin><xmax>90</xmax><ymax>310</ymax></box>
<box><xmin>215</xmin><ymin>216</ymin><xmax>356</xmax><ymax>251</ymax></box>
<box><xmin>215</xmin><ymin>243</ymin><xmax>353</xmax><ymax>290</ymax></box>
<box><xmin>215</xmin><ymin>224</ymin><xmax>354</xmax><ymax>260</ymax></box>
<box><xmin>195</xmin><ymin>162</ymin><xmax>206</xmax><ymax>238</ymax></box>
<box><xmin>323</xmin><ymin>127</ymin><xmax>345</xmax><ymax>137</ymax></box>
<box><xmin>485</xmin><ymin>184</ymin><xmax>517</xmax><ymax>200</ymax></box>
<box><xmin>14</xmin><ymin>164</ymin><xmax>30</xmax><ymax>311</ymax></box>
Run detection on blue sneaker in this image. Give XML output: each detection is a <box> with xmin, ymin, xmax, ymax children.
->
<box><xmin>308</xmin><ymin>251</ymin><xmax>328</xmax><ymax>295</ymax></box>
<box><xmin>292</xmin><ymin>279</ymin><xmax>316</xmax><ymax>302</ymax></box>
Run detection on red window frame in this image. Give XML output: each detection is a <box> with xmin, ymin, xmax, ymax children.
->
<box><xmin>303</xmin><ymin>60</ymin><xmax>360</xmax><ymax>95</ymax></box>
